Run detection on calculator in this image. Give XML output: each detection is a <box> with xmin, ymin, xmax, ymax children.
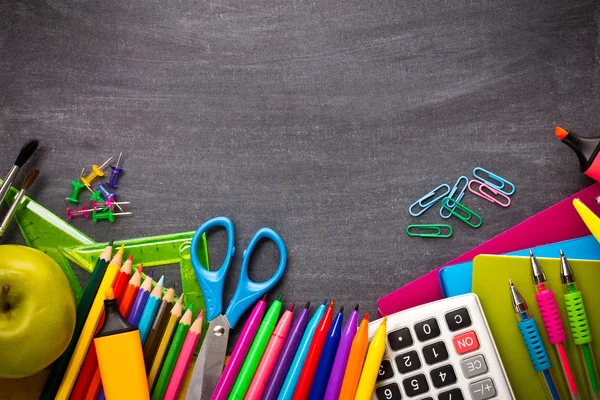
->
<box><xmin>368</xmin><ymin>293</ymin><xmax>514</xmax><ymax>400</ymax></box>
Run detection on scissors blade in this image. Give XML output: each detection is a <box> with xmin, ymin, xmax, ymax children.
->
<box><xmin>186</xmin><ymin>315</ymin><xmax>231</xmax><ymax>399</ymax></box>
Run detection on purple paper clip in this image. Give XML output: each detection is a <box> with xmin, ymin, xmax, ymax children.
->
<box><xmin>468</xmin><ymin>179</ymin><xmax>511</xmax><ymax>207</ymax></box>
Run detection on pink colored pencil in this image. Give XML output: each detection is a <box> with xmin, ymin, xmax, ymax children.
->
<box><xmin>163</xmin><ymin>310</ymin><xmax>204</xmax><ymax>400</ymax></box>
<box><xmin>245</xmin><ymin>303</ymin><xmax>295</xmax><ymax>400</ymax></box>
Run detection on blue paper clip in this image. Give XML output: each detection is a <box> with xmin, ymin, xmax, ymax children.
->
<box><xmin>409</xmin><ymin>184</ymin><xmax>451</xmax><ymax>217</ymax></box>
<box><xmin>440</xmin><ymin>176</ymin><xmax>468</xmax><ymax>219</ymax></box>
<box><xmin>472</xmin><ymin>167</ymin><xmax>515</xmax><ymax>196</ymax></box>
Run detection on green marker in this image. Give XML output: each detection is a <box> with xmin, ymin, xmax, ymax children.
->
<box><xmin>560</xmin><ymin>251</ymin><xmax>600</xmax><ymax>399</ymax></box>
<box><xmin>228</xmin><ymin>294</ymin><xmax>283</xmax><ymax>400</ymax></box>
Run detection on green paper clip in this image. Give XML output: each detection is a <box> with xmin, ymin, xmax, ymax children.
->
<box><xmin>442</xmin><ymin>197</ymin><xmax>483</xmax><ymax>228</ymax></box>
<box><xmin>406</xmin><ymin>224</ymin><xmax>453</xmax><ymax>238</ymax></box>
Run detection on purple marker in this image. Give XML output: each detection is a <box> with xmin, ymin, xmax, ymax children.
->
<box><xmin>262</xmin><ymin>302</ymin><xmax>311</xmax><ymax>400</ymax></box>
<box><xmin>211</xmin><ymin>294</ymin><xmax>268</xmax><ymax>400</ymax></box>
<box><xmin>127</xmin><ymin>270</ymin><xmax>154</xmax><ymax>326</ymax></box>
<box><xmin>323</xmin><ymin>304</ymin><xmax>359</xmax><ymax>400</ymax></box>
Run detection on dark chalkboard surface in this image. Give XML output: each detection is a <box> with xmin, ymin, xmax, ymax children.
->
<box><xmin>1</xmin><ymin>0</ymin><xmax>599</xmax><ymax>341</ymax></box>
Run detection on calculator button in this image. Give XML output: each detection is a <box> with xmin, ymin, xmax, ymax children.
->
<box><xmin>437</xmin><ymin>388</ymin><xmax>464</xmax><ymax>400</ymax></box>
<box><xmin>395</xmin><ymin>350</ymin><xmax>421</xmax><ymax>374</ymax></box>
<box><xmin>452</xmin><ymin>331</ymin><xmax>479</xmax><ymax>355</ymax></box>
<box><xmin>402</xmin><ymin>373</ymin><xmax>429</xmax><ymax>397</ymax></box>
<box><xmin>429</xmin><ymin>364</ymin><xmax>457</xmax><ymax>388</ymax></box>
<box><xmin>469</xmin><ymin>378</ymin><xmax>497</xmax><ymax>400</ymax></box>
<box><xmin>377</xmin><ymin>359</ymin><xmax>395</xmax><ymax>382</ymax></box>
<box><xmin>422</xmin><ymin>341</ymin><xmax>449</xmax><ymax>365</ymax></box>
<box><xmin>414</xmin><ymin>318</ymin><xmax>441</xmax><ymax>342</ymax></box>
<box><xmin>375</xmin><ymin>382</ymin><xmax>403</xmax><ymax>400</ymax></box>
<box><xmin>445</xmin><ymin>308</ymin><xmax>471</xmax><ymax>331</ymax></box>
<box><xmin>388</xmin><ymin>328</ymin><xmax>414</xmax><ymax>351</ymax></box>
<box><xmin>460</xmin><ymin>354</ymin><xmax>488</xmax><ymax>379</ymax></box>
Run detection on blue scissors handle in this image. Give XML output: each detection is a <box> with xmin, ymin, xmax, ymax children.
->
<box><xmin>226</xmin><ymin>227</ymin><xmax>287</xmax><ymax>328</ymax></box>
<box><xmin>190</xmin><ymin>217</ymin><xmax>235</xmax><ymax>322</ymax></box>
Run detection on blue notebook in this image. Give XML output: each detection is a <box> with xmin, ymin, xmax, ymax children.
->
<box><xmin>438</xmin><ymin>235</ymin><xmax>600</xmax><ymax>297</ymax></box>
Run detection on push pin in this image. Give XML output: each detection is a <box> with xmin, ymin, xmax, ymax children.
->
<box><xmin>92</xmin><ymin>198</ymin><xmax>130</xmax><ymax>211</ymax></box>
<box><xmin>90</xmin><ymin>190</ymin><xmax>104</xmax><ymax>202</ymax></box>
<box><xmin>92</xmin><ymin>209</ymin><xmax>132</xmax><ymax>223</ymax></box>
<box><xmin>96</xmin><ymin>183</ymin><xmax>124</xmax><ymax>212</ymax></box>
<box><xmin>107</xmin><ymin>152</ymin><xmax>124</xmax><ymax>188</ymax></box>
<box><xmin>66</xmin><ymin>204</ymin><xmax>92</xmax><ymax>220</ymax></box>
<box><xmin>81</xmin><ymin>157</ymin><xmax>112</xmax><ymax>187</ymax></box>
<box><xmin>66</xmin><ymin>180</ymin><xmax>86</xmax><ymax>203</ymax></box>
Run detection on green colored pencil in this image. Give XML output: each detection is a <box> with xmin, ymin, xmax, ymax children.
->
<box><xmin>228</xmin><ymin>294</ymin><xmax>283</xmax><ymax>400</ymax></box>
<box><xmin>151</xmin><ymin>305</ymin><xmax>193</xmax><ymax>400</ymax></box>
<box><xmin>39</xmin><ymin>241</ymin><xmax>113</xmax><ymax>400</ymax></box>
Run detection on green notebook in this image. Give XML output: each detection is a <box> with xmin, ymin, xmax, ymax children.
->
<box><xmin>472</xmin><ymin>254</ymin><xmax>600</xmax><ymax>400</ymax></box>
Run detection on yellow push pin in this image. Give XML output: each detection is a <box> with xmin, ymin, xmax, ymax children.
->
<box><xmin>81</xmin><ymin>157</ymin><xmax>112</xmax><ymax>187</ymax></box>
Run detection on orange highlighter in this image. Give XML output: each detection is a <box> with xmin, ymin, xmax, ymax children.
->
<box><xmin>94</xmin><ymin>288</ymin><xmax>149</xmax><ymax>400</ymax></box>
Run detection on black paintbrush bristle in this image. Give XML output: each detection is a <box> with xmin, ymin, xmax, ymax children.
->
<box><xmin>15</xmin><ymin>139</ymin><xmax>39</xmax><ymax>167</ymax></box>
<box><xmin>21</xmin><ymin>168</ymin><xmax>39</xmax><ymax>190</ymax></box>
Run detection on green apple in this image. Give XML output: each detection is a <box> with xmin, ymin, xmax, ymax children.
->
<box><xmin>0</xmin><ymin>244</ymin><xmax>76</xmax><ymax>378</ymax></box>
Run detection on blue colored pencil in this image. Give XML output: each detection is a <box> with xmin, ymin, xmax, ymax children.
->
<box><xmin>138</xmin><ymin>275</ymin><xmax>164</xmax><ymax>345</ymax></box>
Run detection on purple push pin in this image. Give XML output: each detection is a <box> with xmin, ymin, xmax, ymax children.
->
<box><xmin>107</xmin><ymin>152</ymin><xmax>123</xmax><ymax>188</ymax></box>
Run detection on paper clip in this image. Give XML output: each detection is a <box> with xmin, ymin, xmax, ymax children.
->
<box><xmin>468</xmin><ymin>180</ymin><xmax>511</xmax><ymax>208</ymax></box>
<box><xmin>409</xmin><ymin>184</ymin><xmax>451</xmax><ymax>216</ymax></box>
<box><xmin>442</xmin><ymin>197</ymin><xmax>483</xmax><ymax>228</ymax></box>
<box><xmin>472</xmin><ymin>167</ymin><xmax>515</xmax><ymax>196</ymax></box>
<box><xmin>440</xmin><ymin>176</ymin><xmax>468</xmax><ymax>219</ymax></box>
<box><xmin>406</xmin><ymin>224</ymin><xmax>453</xmax><ymax>238</ymax></box>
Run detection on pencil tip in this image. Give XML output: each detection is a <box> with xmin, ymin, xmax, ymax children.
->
<box><xmin>364</xmin><ymin>312</ymin><xmax>369</xmax><ymax>320</ymax></box>
<box><xmin>262</xmin><ymin>294</ymin><xmax>268</xmax><ymax>301</ymax></box>
<box><xmin>354</xmin><ymin>303</ymin><xmax>359</xmax><ymax>311</ymax></box>
<box><xmin>127</xmin><ymin>254</ymin><xmax>133</xmax><ymax>261</ymax></box>
<box><xmin>277</xmin><ymin>293</ymin><xmax>283</xmax><ymax>301</ymax></box>
<box><xmin>328</xmin><ymin>300</ymin><xmax>335</xmax><ymax>308</ymax></box>
<box><xmin>117</xmin><ymin>243</ymin><xmax>125</xmax><ymax>253</ymax></box>
<box><xmin>136</xmin><ymin>266</ymin><xmax>142</xmax><ymax>273</ymax></box>
<box><xmin>339</xmin><ymin>306</ymin><xmax>344</xmax><ymax>313</ymax></box>
<box><xmin>107</xmin><ymin>239</ymin><xmax>114</xmax><ymax>247</ymax></box>
<box><xmin>199</xmin><ymin>309</ymin><xmax>204</xmax><ymax>317</ymax></box>
<box><xmin>305</xmin><ymin>301</ymin><xmax>311</xmax><ymax>309</ymax></box>
<box><xmin>148</xmin><ymin>269</ymin><xmax>154</xmax><ymax>278</ymax></box>
<box><xmin>289</xmin><ymin>302</ymin><xmax>295</xmax><ymax>311</ymax></box>
<box><xmin>322</xmin><ymin>299</ymin><xmax>327</xmax><ymax>305</ymax></box>
<box><xmin>157</xmin><ymin>275</ymin><xmax>164</xmax><ymax>286</ymax></box>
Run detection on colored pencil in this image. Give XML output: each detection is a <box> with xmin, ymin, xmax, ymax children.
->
<box><xmin>55</xmin><ymin>244</ymin><xmax>124</xmax><ymax>400</ymax></box>
<box><xmin>229</xmin><ymin>295</ymin><xmax>284</xmax><ymax>400</ymax></box>
<box><xmin>40</xmin><ymin>241</ymin><xmax>113</xmax><ymax>400</ymax></box>
<box><xmin>338</xmin><ymin>312</ymin><xmax>370</xmax><ymax>399</ymax></box>
<box><xmin>143</xmin><ymin>288</ymin><xmax>175</xmax><ymax>370</ymax></box>
<box><xmin>151</xmin><ymin>305</ymin><xmax>193</xmax><ymax>400</ymax></box>
<box><xmin>138</xmin><ymin>276</ymin><xmax>166</xmax><ymax>345</ymax></box>
<box><xmin>278</xmin><ymin>300</ymin><xmax>327</xmax><ymax>400</ymax></box>
<box><xmin>211</xmin><ymin>294</ymin><xmax>268</xmax><ymax>400</ymax></box>
<box><xmin>355</xmin><ymin>317</ymin><xmax>387</xmax><ymax>400</ymax></box>
<box><xmin>84</xmin><ymin>266</ymin><xmax>143</xmax><ymax>400</ymax></box>
<box><xmin>323</xmin><ymin>304</ymin><xmax>359</xmax><ymax>400</ymax></box>
<box><xmin>148</xmin><ymin>295</ymin><xmax>185</xmax><ymax>390</ymax></box>
<box><xmin>246</xmin><ymin>303</ymin><xmax>295</xmax><ymax>400</ymax></box>
<box><xmin>292</xmin><ymin>300</ymin><xmax>334</xmax><ymax>400</ymax></box>
<box><xmin>128</xmin><ymin>271</ymin><xmax>154</xmax><ymax>326</ymax></box>
<box><xmin>163</xmin><ymin>310</ymin><xmax>204</xmax><ymax>400</ymax></box>
<box><xmin>113</xmin><ymin>254</ymin><xmax>133</xmax><ymax>302</ymax></box>
<box><xmin>309</xmin><ymin>306</ymin><xmax>344</xmax><ymax>399</ymax></box>
<box><xmin>263</xmin><ymin>302</ymin><xmax>311</xmax><ymax>400</ymax></box>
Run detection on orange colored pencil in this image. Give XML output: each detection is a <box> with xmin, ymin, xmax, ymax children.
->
<box><xmin>338</xmin><ymin>312</ymin><xmax>370</xmax><ymax>399</ymax></box>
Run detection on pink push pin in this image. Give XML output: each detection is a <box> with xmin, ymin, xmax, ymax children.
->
<box><xmin>91</xmin><ymin>198</ymin><xmax>130</xmax><ymax>211</ymax></box>
<box><xmin>66</xmin><ymin>204</ymin><xmax>92</xmax><ymax>220</ymax></box>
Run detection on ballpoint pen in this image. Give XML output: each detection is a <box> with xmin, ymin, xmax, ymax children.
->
<box><xmin>530</xmin><ymin>251</ymin><xmax>580</xmax><ymax>399</ymax></box>
<box><xmin>560</xmin><ymin>250</ymin><xmax>600</xmax><ymax>400</ymax></box>
<box><xmin>509</xmin><ymin>280</ymin><xmax>559</xmax><ymax>400</ymax></box>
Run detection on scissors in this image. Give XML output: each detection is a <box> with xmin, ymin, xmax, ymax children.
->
<box><xmin>185</xmin><ymin>216</ymin><xmax>287</xmax><ymax>399</ymax></box>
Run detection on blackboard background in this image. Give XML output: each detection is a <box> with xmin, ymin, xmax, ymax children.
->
<box><xmin>1</xmin><ymin>0</ymin><xmax>599</xmax><ymax>342</ymax></box>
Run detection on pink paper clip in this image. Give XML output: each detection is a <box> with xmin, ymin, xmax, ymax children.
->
<box><xmin>468</xmin><ymin>179</ymin><xmax>511</xmax><ymax>207</ymax></box>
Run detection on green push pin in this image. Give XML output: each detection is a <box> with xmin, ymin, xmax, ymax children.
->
<box><xmin>66</xmin><ymin>181</ymin><xmax>86</xmax><ymax>203</ymax></box>
<box><xmin>89</xmin><ymin>190</ymin><xmax>103</xmax><ymax>202</ymax></box>
<box><xmin>92</xmin><ymin>209</ymin><xmax>132</xmax><ymax>223</ymax></box>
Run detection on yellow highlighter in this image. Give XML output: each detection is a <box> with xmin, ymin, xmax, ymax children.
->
<box><xmin>573</xmin><ymin>198</ymin><xmax>600</xmax><ymax>242</ymax></box>
<box><xmin>354</xmin><ymin>316</ymin><xmax>387</xmax><ymax>400</ymax></box>
<box><xmin>55</xmin><ymin>244</ymin><xmax>124</xmax><ymax>400</ymax></box>
<box><xmin>95</xmin><ymin>288</ymin><xmax>149</xmax><ymax>400</ymax></box>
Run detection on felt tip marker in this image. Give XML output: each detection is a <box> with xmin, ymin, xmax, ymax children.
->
<box><xmin>354</xmin><ymin>316</ymin><xmax>388</xmax><ymax>400</ymax></box>
<box><xmin>338</xmin><ymin>312</ymin><xmax>370</xmax><ymax>399</ymax></box>
<box><xmin>556</xmin><ymin>126</ymin><xmax>600</xmax><ymax>182</ymax></box>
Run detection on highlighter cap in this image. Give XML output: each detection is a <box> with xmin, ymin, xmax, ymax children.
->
<box><xmin>96</xmin><ymin>298</ymin><xmax>137</xmax><ymax>338</ymax></box>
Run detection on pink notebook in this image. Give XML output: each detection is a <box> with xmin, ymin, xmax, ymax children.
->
<box><xmin>377</xmin><ymin>183</ymin><xmax>600</xmax><ymax>316</ymax></box>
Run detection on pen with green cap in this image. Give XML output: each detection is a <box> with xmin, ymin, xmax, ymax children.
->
<box><xmin>560</xmin><ymin>250</ymin><xmax>600</xmax><ymax>399</ymax></box>
<box><xmin>228</xmin><ymin>294</ymin><xmax>283</xmax><ymax>400</ymax></box>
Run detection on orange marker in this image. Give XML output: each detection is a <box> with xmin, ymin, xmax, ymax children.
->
<box><xmin>555</xmin><ymin>125</ymin><xmax>600</xmax><ymax>182</ymax></box>
<box><xmin>338</xmin><ymin>312</ymin><xmax>370</xmax><ymax>399</ymax></box>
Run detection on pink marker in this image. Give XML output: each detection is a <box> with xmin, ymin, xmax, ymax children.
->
<box><xmin>245</xmin><ymin>303</ymin><xmax>295</xmax><ymax>400</ymax></box>
<box><xmin>164</xmin><ymin>310</ymin><xmax>204</xmax><ymax>400</ymax></box>
<box><xmin>211</xmin><ymin>295</ymin><xmax>268</xmax><ymax>400</ymax></box>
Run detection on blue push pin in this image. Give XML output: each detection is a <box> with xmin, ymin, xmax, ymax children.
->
<box><xmin>96</xmin><ymin>183</ymin><xmax>125</xmax><ymax>212</ymax></box>
<box><xmin>107</xmin><ymin>152</ymin><xmax>123</xmax><ymax>188</ymax></box>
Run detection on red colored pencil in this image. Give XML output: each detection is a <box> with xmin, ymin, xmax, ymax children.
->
<box><xmin>81</xmin><ymin>265</ymin><xmax>143</xmax><ymax>400</ymax></box>
<box><xmin>292</xmin><ymin>300</ymin><xmax>334</xmax><ymax>400</ymax></box>
<box><xmin>113</xmin><ymin>254</ymin><xmax>133</xmax><ymax>302</ymax></box>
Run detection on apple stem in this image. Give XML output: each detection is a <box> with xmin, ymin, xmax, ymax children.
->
<box><xmin>1</xmin><ymin>284</ymin><xmax>10</xmax><ymax>311</ymax></box>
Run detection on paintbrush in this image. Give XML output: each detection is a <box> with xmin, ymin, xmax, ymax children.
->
<box><xmin>0</xmin><ymin>139</ymin><xmax>39</xmax><ymax>208</ymax></box>
<box><xmin>0</xmin><ymin>168</ymin><xmax>40</xmax><ymax>239</ymax></box>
